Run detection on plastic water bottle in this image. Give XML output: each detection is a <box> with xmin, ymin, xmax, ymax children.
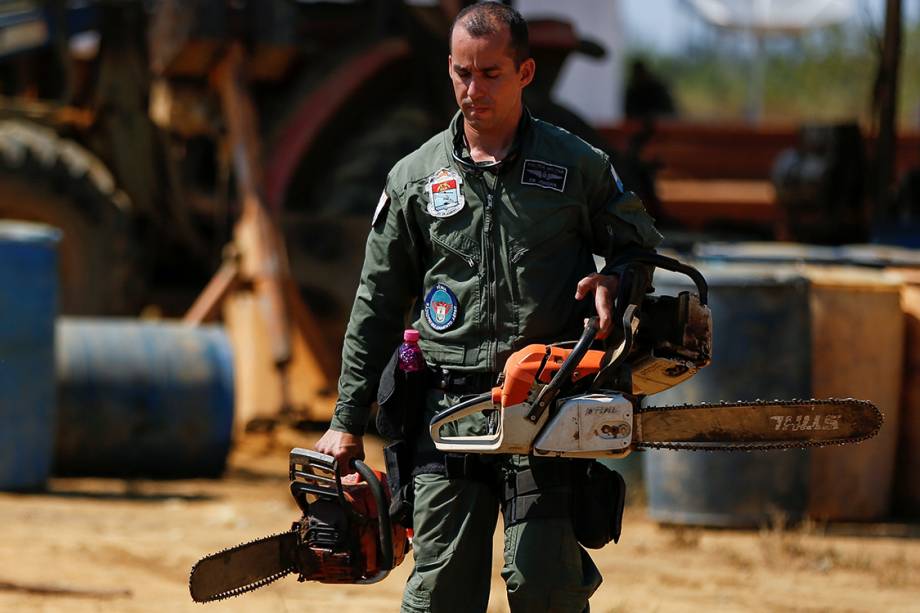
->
<box><xmin>398</xmin><ymin>329</ymin><xmax>426</xmax><ymax>373</ymax></box>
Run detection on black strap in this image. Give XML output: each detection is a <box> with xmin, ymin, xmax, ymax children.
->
<box><xmin>502</xmin><ymin>467</ymin><xmax>572</xmax><ymax>526</ymax></box>
<box><xmin>431</xmin><ymin>369</ymin><xmax>500</xmax><ymax>395</ymax></box>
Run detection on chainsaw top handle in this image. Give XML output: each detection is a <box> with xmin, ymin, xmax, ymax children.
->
<box><xmin>601</xmin><ymin>250</ymin><xmax>708</xmax><ymax>306</ymax></box>
<box><xmin>533</xmin><ymin>252</ymin><xmax>709</xmax><ymax>413</ymax></box>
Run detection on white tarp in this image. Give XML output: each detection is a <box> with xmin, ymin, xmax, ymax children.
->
<box><xmin>519</xmin><ymin>0</ymin><xmax>625</xmax><ymax>123</ymax></box>
<box><xmin>684</xmin><ymin>0</ymin><xmax>854</xmax><ymax>33</ymax></box>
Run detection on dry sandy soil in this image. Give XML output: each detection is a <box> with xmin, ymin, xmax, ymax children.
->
<box><xmin>2</xmin><ymin>430</ymin><xmax>919</xmax><ymax>613</ymax></box>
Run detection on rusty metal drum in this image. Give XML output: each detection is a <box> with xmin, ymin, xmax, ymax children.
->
<box><xmin>893</xmin><ymin>269</ymin><xmax>920</xmax><ymax>516</ymax></box>
<box><xmin>802</xmin><ymin>266</ymin><xmax>903</xmax><ymax>520</ymax></box>
<box><xmin>644</xmin><ymin>261</ymin><xmax>905</xmax><ymax>526</ymax></box>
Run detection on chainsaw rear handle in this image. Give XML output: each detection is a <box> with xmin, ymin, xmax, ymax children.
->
<box><xmin>350</xmin><ymin>459</ymin><xmax>395</xmax><ymax>576</ymax></box>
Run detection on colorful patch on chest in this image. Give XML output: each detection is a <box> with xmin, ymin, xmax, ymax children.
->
<box><xmin>426</xmin><ymin>168</ymin><xmax>465</xmax><ymax>218</ymax></box>
<box><xmin>424</xmin><ymin>283</ymin><xmax>459</xmax><ymax>331</ymax></box>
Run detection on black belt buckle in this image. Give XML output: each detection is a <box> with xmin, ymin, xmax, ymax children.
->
<box><xmin>438</xmin><ymin>369</ymin><xmax>498</xmax><ymax>394</ymax></box>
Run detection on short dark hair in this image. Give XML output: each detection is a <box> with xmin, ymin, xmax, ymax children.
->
<box><xmin>449</xmin><ymin>2</ymin><xmax>530</xmax><ymax>69</ymax></box>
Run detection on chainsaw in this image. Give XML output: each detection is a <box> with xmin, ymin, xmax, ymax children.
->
<box><xmin>429</xmin><ymin>252</ymin><xmax>883</xmax><ymax>457</ymax></box>
<box><xmin>189</xmin><ymin>253</ymin><xmax>883</xmax><ymax>602</ymax></box>
<box><xmin>189</xmin><ymin>449</ymin><xmax>409</xmax><ymax>603</ymax></box>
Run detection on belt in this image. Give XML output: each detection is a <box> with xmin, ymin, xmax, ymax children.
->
<box><xmin>431</xmin><ymin>368</ymin><xmax>501</xmax><ymax>395</ymax></box>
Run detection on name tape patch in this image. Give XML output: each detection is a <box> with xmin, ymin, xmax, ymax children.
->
<box><xmin>521</xmin><ymin>159</ymin><xmax>568</xmax><ymax>192</ymax></box>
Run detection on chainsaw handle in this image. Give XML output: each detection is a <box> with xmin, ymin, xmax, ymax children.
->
<box><xmin>601</xmin><ymin>251</ymin><xmax>708</xmax><ymax>305</ymax></box>
<box><xmin>429</xmin><ymin>393</ymin><xmax>502</xmax><ymax>451</ymax></box>
<box><xmin>526</xmin><ymin>317</ymin><xmax>599</xmax><ymax>423</ymax></box>
<box><xmin>351</xmin><ymin>459</ymin><xmax>395</xmax><ymax>575</ymax></box>
<box><xmin>590</xmin><ymin>252</ymin><xmax>707</xmax><ymax>392</ymax></box>
<box><xmin>289</xmin><ymin>449</ymin><xmax>343</xmax><ymax>515</ymax></box>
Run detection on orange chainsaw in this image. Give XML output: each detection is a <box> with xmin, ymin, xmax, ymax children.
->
<box><xmin>429</xmin><ymin>252</ymin><xmax>882</xmax><ymax>457</ymax></box>
<box><xmin>189</xmin><ymin>449</ymin><xmax>409</xmax><ymax>603</ymax></box>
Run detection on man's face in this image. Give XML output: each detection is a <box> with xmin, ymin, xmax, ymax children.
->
<box><xmin>449</xmin><ymin>24</ymin><xmax>534</xmax><ymax>134</ymax></box>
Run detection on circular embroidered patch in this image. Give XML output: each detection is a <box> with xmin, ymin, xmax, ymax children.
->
<box><xmin>424</xmin><ymin>283</ymin><xmax>459</xmax><ymax>332</ymax></box>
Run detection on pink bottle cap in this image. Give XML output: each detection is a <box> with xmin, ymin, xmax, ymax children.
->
<box><xmin>403</xmin><ymin>329</ymin><xmax>420</xmax><ymax>342</ymax></box>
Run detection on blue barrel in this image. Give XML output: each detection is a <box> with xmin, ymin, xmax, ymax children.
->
<box><xmin>54</xmin><ymin>319</ymin><xmax>234</xmax><ymax>478</ymax></box>
<box><xmin>643</xmin><ymin>265</ymin><xmax>812</xmax><ymax>527</ymax></box>
<box><xmin>0</xmin><ymin>222</ymin><xmax>60</xmax><ymax>490</ymax></box>
<box><xmin>872</xmin><ymin>221</ymin><xmax>920</xmax><ymax>249</ymax></box>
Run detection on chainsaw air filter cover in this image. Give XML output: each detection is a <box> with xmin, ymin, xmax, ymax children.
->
<box><xmin>630</xmin><ymin>291</ymin><xmax>712</xmax><ymax>396</ymax></box>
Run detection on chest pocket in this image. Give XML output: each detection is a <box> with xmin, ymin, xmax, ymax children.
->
<box><xmin>430</xmin><ymin>231</ymin><xmax>479</xmax><ymax>270</ymax></box>
<box><xmin>506</xmin><ymin>214</ymin><xmax>585</xmax><ymax>337</ymax></box>
<box><xmin>508</xmin><ymin>222</ymin><xmax>575</xmax><ymax>264</ymax></box>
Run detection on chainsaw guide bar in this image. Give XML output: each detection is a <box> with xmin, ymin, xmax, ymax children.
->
<box><xmin>189</xmin><ymin>530</ymin><xmax>297</xmax><ymax>602</ymax></box>
<box><xmin>633</xmin><ymin>397</ymin><xmax>882</xmax><ymax>452</ymax></box>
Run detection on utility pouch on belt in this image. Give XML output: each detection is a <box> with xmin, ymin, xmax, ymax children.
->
<box><xmin>383</xmin><ymin>440</ymin><xmax>415</xmax><ymax>525</ymax></box>
<box><xmin>572</xmin><ymin>460</ymin><xmax>626</xmax><ymax>548</ymax></box>
<box><xmin>377</xmin><ymin>347</ymin><xmax>428</xmax><ymax>526</ymax></box>
<box><xmin>376</xmin><ymin>346</ymin><xmax>431</xmax><ymax>438</ymax></box>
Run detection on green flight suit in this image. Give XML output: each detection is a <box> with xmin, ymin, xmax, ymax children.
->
<box><xmin>329</xmin><ymin>110</ymin><xmax>662</xmax><ymax>612</ymax></box>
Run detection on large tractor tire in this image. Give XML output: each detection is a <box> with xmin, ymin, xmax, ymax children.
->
<box><xmin>0</xmin><ymin>120</ymin><xmax>139</xmax><ymax>314</ymax></box>
<box><xmin>279</xmin><ymin>103</ymin><xmax>439</xmax><ymax>351</ymax></box>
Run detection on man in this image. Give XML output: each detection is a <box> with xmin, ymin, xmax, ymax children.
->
<box><xmin>316</xmin><ymin>3</ymin><xmax>662</xmax><ymax>611</ymax></box>
<box><xmin>624</xmin><ymin>59</ymin><xmax>676</xmax><ymax>120</ymax></box>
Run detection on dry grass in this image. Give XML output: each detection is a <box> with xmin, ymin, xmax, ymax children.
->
<box><xmin>662</xmin><ymin>525</ymin><xmax>703</xmax><ymax>549</ymax></box>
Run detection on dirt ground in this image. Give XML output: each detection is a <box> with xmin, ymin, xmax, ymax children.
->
<box><xmin>2</xmin><ymin>430</ymin><xmax>920</xmax><ymax>613</ymax></box>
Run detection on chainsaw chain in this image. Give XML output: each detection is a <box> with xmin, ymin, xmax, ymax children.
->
<box><xmin>633</xmin><ymin>397</ymin><xmax>882</xmax><ymax>452</ymax></box>
<box><xmin>189</xmin><ymin>530</ymin><xmax>296</xmax><ymax>603</ymax></box>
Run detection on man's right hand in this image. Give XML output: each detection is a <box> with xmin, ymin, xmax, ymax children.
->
<box><xmin>314</xmin><ymin>429</ymin><xmax>365</xmax><ymax>472</ymax></box>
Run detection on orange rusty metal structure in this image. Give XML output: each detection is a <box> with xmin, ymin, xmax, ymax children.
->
<box><xmin>184</xmin><ymin>43</ymin><xmax>337</xmax><ymax>429</ymax></box>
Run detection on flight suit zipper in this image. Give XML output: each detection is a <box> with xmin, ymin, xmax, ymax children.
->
<box><xmin>484</xmin><ymin>190</ymin><xmax>494</xmax><ymax>370</ymax></box>
<box><xmin>482</xmin><ymin>174</ymin><xmax>502</xmax><ymax>371</ymax></box>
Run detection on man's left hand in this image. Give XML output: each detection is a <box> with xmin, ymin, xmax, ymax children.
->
<box><xmin>575</xmin><ymin>273</ymin><xmax>619</xmax><ymax>339</ymax></box>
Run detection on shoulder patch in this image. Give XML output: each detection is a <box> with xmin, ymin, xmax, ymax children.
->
<box><xmin>371</xmin><ymin>190</ymin><xmax>390</xmax><ymax>227</ymax></box>
<box><xmin>521</xmin><ymin>159</ymin><xmax>568</xmax><ymax>192</ymax></box>
<box><xmin>610</xmin><ymin>163</ymin><xmax>624</xmax><ymax>193</ymax></box>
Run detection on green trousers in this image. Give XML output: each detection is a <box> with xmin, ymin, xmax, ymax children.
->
<box><xmin>401</xmin><ymin>390</ymin><xmax>602</xmax><ymax>613</ymax></box>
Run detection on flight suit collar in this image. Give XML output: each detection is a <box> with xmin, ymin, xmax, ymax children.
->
<box><xmin>448</xmin><ymin>107</ymin><xmax>532</xmax><ymax>176</ymax></box>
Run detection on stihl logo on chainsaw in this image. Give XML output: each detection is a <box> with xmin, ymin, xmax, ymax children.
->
<box><xmin>769</xmin><ymin>414</ymin><xmax>840</xmax><ymax>432</ymax></box>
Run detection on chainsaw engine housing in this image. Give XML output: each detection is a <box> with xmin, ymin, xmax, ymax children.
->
<box><xmin>289</xmin><ymin>449</ymin><xmax>408</xmax><ymax>584</ymax></box>
<box><xmin>533</xmin><ymin>393</ymin><xmax>634</xmax><ymax>457</ymax></box>
<box><xmin>629</xmin><ymin>291</ymin><xmax>712</xmax><ymax>396</ymax></box>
